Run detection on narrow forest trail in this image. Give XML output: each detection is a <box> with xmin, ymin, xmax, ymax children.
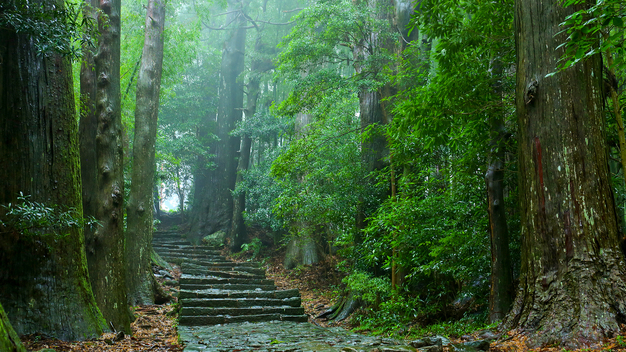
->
<box><xmin>152</xmin><ymin>231</ymin><xmax>420</xmax><ymax>351</ymax></box>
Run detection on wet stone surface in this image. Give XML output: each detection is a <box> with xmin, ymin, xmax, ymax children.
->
<box><xmin>180</xmin><ymin>321</ymin><xmax>417</xmax><ymax>352</ymax></box>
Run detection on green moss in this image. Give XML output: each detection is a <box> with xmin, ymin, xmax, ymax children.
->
<box><xmin>0</xmin><ymin>302</ymin><xmax>26</xmax><ymax>352</ymax></box>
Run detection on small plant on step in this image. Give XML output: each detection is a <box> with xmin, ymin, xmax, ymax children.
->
<box><xmin>238</xmin><ymin>238</ymin><xmax>263</xmax><ymax>261</ymax></box>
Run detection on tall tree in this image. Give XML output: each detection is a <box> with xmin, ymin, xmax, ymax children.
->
<box><xmin>0</xmin><ymin>0</ymin><xmax>107</xmax><ymax>339</ymax></box>
<box><xmin>229</xmin><ymin>37</ymin><xmax>269</xmax><ymax>251</ymax></box>
<box><xmin>190</xmin><ymin>0</ymin><xmax>247</xmax><ymax>243</ymax></box>
<box><xmin>126</xmin><ymin>0</ymin><xmax>166</xmax><ymax>305</ymax></box>
<box><xmin>486</xmin><ymin>58</ymin><xmax>513</xmax><ymax>323</ymax></box>
<box><xmin>87</xmin><ymin>0</ymin><xmax>132</xmax><ymax>332</ymax></box>
<box><xmin>505</xmin><ymin>0</ymin><xmax>626</xmax><ymax>347</ymax></box>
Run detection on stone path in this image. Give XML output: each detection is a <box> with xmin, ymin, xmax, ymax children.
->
<box><xmin>152</xmin><ymin>231</ymin><xmax>424</xmax><ymax>352</ymax></box>
<box><xmin>179</xmin><ymin>321</ymin><xmax>418</xmax><ymax>352</ymax></box>
<box><xmin>152</xmin><ymin>231</ymin><xmax>308</xmax><ymax>325</ymax></box>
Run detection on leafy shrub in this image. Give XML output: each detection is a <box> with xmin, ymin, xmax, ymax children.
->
<box><xmin>239</xmin><ymin>238</ymin><xmax>263</xmax><ymax>261</ymax></box>
<box><xmin>0</xmin><ymin>193</ymin><xmax>98</xmax><ymax>239</ymax></box>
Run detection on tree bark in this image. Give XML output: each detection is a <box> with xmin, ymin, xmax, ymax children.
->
<box><xmin>0</xmin><ymin>302</ymin><xmax>26</xmax><ymax>352</ymax></box>
<box><xmin>229</xmin><ymin>37</ymin><xmax>272</xmax><ymax>251</ymax></box>
<box><xmin>486</xmin><ymin>59</ymin><xmax>513</xmax><ymax>323</ymax></box>
<box><xmin>189</xmin><ymin>0</ymin><xmax>247</xmax><ymax>244</ymax></box>
<box><xmin>126</xmin><ymin>0</ymin><xmax>166</xmax><ymax>306</ymax></box>
<box><xmin>88</xmin><ymin>0</ymin><xmax>132</xmax><ymax>332</ymax></box>
<box><xmin>505</xmin><ymin>0</ymin><xmax>626</xmax><ymax>347</ymax></box>
<box><xmin>80</xmin><ymin>0</ymin><xmax>98</xmax><ymax>251</ymax></box>
<box><xmin>230</xmin><ymin>134</ymin><xmax>252</xmax><ymax>251</ymax></box>
<box><xmin>0</xmin><ymin>2</ymin><xmax>107</xmax><ymax>339</ymax></box>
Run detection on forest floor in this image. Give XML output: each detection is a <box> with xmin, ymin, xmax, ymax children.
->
<box><xmin>20</xmin><ymin>233</ymin><xmax>626</xmax><ymax>352</ymax></box>
<box><xmin>233</xmin><ymin>244</ymin><xmax>626</xmax><ymax>352</ymax></box>
<box><xmin>22</xmin><ymin>304</ymin><xmax>183</xmax><ymax>351</ymax></box>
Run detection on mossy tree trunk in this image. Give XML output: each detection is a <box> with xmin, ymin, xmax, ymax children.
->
<box><xmin>126</xmin><ymin>0</ymin><xmax>166</xmax><ymax>306</ymax></box>
<box><xmin>88</xmin><ymin>0</ymin><xmax>132</xmax><ymax>333</ymax></box>
<box><xmin>505</xmin><ymin>0</ymin><xmax>626</xmax><ymax>347</ymax></box>
<box><xmin>0</xmin><ymin>0</ymin><xmax>107</xmax><ymax>339</ymax></box>
<box><xmin>0</xmin><ymin>302</ymin><xmax>26</xmax><ymax>352</ymax></box>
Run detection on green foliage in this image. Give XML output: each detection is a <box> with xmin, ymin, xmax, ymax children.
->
<box><xmin>0</xmin><ymin>193</ymin><xmax>98</xmax><ymax>239</ymax></box>
<box><xmin>616</xmin><ymin>335</ymin><xmax>626</xmax><ymax>347</ymax></box>
<box><xmin>275</xmin><ymin>0</ymin><xmax>395</xmax><ymax>116</ymax></box>
<box><xmin>238</xmin><ymin>147</ymin><xmax>288</xmax><ymax>232</ymax></box>
<box><xmin>409</xmin><ymin>313</ymin><xmax>496</xmax><ymax>338</ymax></box>
<box><xmin>237</xmin><ymin>238</ymin><xmax>263</xmax><ymax>261</ymax></box>
<box><xmin>554</xmin><ymin>0</ymin><xmax>626</xmax><ymax>73</ymax></box>
<box><xmin>0</xmin><ymin>0</ymin><xmax>97</xmax><ymax>59</ymax></box>
<box><xmin>269</xmin><ymin>88</ymin><xmax>365</xmax><ymax>244</ymax></box>
<box><xmin>343</xmin><ymin>271</ymin><xmax>390</xmax><ymax>305</ymax></box>
<box><xmin>347</xmin><ymin>0</ymin><xmax>519</xmax><ymax>322</ymax></box>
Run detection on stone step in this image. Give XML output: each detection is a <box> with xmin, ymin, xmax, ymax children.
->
<box><xmin>181</xmin><ymin>306</ymin><xmax>305</xmax><ymax>317</ymax></box>
<box><xmin>182</xmin><ymin>259</ymin><xmax>261</xmax><ymax>268</ymax></box>
<box><xmin>181</xmin><ymin>262</ymin><xmax>264</xmax><ymax>275</ymax></box>
<box><xmin>183</xmin><ymin>268</ymin><xmax>265</xmax><ymax>279</ymax></box>
<box><xmin>180</xmin><ymin>283</ymin><xmax>276</xmax><ymax>291</ymax></box>
<box><xmin>159</xmin><ymin>256</ymin><xmax>232</xmax><ymax>265</ymax></box>
<box><xmin>280</xmin><ymin>314</ymin><xmax>310</xmax><ymax>322</ymax></box>
<box><xmin>180</xmin><ymin>274</ymin><xmax>274</xmax><ymax>287</ymax></box>
<box><xmin>152</xmin><ymin>235</ymin><xmax>188</xmax><ymax>242</ymax></box>
<box><xmin>178</xmin><ymin>313</ymin><xmax>308</xmax><ymax>326</ymax></box>
<box><xmin>179</xmin><ymin>288</ymin><xmax>300</xmax><ymax>300</ymax></box>
<box><xmin>154</xmin><ymin>246</ymin><xmax>222</xmax><ymax>255</ymax></box>
<box><xmin>182</xmin><ymin>297</ymin><xmax>302</xmax><ymax>308</ymax></box>
<box><xmin>152</xmin><ymin>241</ymin><xmax>192</xmax><ymax>248</ymax></box>
<box><xmin>153</xmin><ymin>231</ymin><xmax>185</xmax><ymax>237</ymax></box>
<box><xmin>153</xmin><ymin>242</ymin><xmax>221</xmax><ymax>250</ymax></box>
<box><xmin>156</xmin><ymin>252</ymin><xmax>227</xmax><ymax>261</ymax></box>
<box><xmin>156</xmin><ymin>231</ymin><xmax>307</xmax><ymax>327</ymax></box>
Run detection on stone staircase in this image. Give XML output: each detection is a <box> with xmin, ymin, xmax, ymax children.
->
<box><xmin>152</xmin><ymin>231</ymin><xmax>308</xmax><ymax>325</ymax></box>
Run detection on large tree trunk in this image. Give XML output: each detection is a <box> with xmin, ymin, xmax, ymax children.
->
<box><xmin>0</xmin><ymin>302</ymin><xmax>26</xmax><ymax>352</ymax></box>
<box><xmin>189</xmin><ymin>1</ymin><xmax>246</xmax><ymax>244</ymax></box>
<box><xmin>0</xmin><ymin>2</ymin><xmax>107</xmax><ymax>339</ymax></box>
<box><xmin>88</xmin><ymin>0</ymin><xmax>132</xmax><ymax>332</ymax></box>
<box><xmin>126</xmin><ymin>0</ymin><xmax>166</xmax><ymax>306</ymax></box>
<box><xmin>486</xmin><ymin>59</ymin><xmax>513</xmax><ymax>323</ymax></box>
<box><xmin>505</xmin><ymin>0</ymin><xmax>626</xmax><ymax>347</ymax></box>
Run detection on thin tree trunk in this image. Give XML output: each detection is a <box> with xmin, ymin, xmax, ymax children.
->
<box><xmin>389</xmin><ymin>0</ymin><xmax>421</xmax><ymax>290</ymax></box>
<box><xmin>126</xmin><ymin>0</ymin><xmax>166</xmax><ymax>306</ymax></box>
<box><xmin>0</xmin><ymin>1</ymin><xmax>107</xmax><ymax>338</ymax></box>
<box><xmin>486</xmin><ymin>58</ymin><xmax>513</xmax><ymax>323</ymax></box>
<box><xmin>230</xmin><ymin>135</ymin><xmax>252</xmax><ymax>251</ymax></box>
<box><xmin>89</xmin><ymin>0</ymin><xmax>132</xmax><ymax>332</ymax></box>
<box><xmin>505</xmin><ymin>0</ymin><xmax>626</xmax><ymax>347</ymax></box>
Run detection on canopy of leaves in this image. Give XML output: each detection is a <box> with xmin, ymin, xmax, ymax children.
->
<box><xmin>0</xmin><ymin>0</ymin><xmax>96</xmax><ymax>59</ymax></box>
